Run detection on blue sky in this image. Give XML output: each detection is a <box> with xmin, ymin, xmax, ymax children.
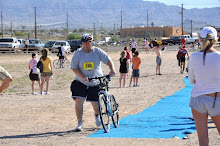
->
<box><xmin>144</xmin><ymin>0</ymin><xmax>220</xmax><ymax>9</ymax></box>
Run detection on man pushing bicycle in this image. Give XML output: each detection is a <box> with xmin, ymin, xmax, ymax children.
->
<box><xmin>70</xmin><ymin>34</ymin><xmax>116</xmax><ymax>131</ymax></box>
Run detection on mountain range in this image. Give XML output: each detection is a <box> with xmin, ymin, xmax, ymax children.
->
<box><xmin>0</xmin><ymin>0</ymin><xmax>219</xmax><ymax>33</ymax></box>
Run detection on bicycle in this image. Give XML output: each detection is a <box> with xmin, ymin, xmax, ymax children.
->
<box><xmin>89</xmin><ymin>75</ymin><xmax>119</xmax><ymax>133</ymax></box>
<box><xmin>53</xmin><ymin>56</ymin><xmax>70</xmax><ymax>69</ymax></box>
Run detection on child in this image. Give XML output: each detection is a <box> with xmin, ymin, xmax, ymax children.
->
<box><xmin>131</xmin><ymin>51</ymin><xmax>141</xmax><ymax>87</ymax></box>
<box><xmin>153</xmin><ymin>43</ymin><xmax>162</xmax><ymax>75</ymax></box>
<box><xmin>119</xmin><ymin>51</ymin><xmax>128</xmax><ymax>87</ymax></box>
<box><xmin>29</xmin><ymin>52</ymin><xmax>41</xmax><ymax>95</ymax></box>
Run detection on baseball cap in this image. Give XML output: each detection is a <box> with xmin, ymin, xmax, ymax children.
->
<box><xmin>81</xmin><ymin>34</ymin><xmax>92</xmax><ymax>42</ymax></box>
<box><xmin>200</xmin><ymin>26</ymin><xmax>217</xmax><ymax>39</ymax></box>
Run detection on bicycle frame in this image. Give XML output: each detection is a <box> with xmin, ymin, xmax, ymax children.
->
<box><xmin>89</xmin><ymin>75</ymin><xmax>113</xmax><ymax>116</ymax></box>
<box><xmin>98</xmin><ymin>90</ymin><xmax>113</xmax><ymax>117</ymax></box>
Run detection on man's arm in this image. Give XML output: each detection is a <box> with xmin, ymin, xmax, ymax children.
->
<box><xmin>72</xmin><ymin>68</ymin><xmax>88</xmax><ymax>81</ymax></box>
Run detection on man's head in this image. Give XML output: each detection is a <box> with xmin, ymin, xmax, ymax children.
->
<box><xmin>81</xmin><ymin>34</ymin><xmax>93</xmax><ymax>50</ymax></box>
<box><xmin>81</xmin><ymin>34</ymin><xmax>93</xmax><ymax>43</ymax></box>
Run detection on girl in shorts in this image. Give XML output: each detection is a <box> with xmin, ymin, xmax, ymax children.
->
<box><xmin>40</xmin><ymin>48</ymin><xmax>53</xmax><ymax>95</ymax></box>
<box><xmin>188</xmin><ymin>27</ymin><xmax>220</xmax><ymax>146</ymax></box>
<box><xmin>29</xmin><ymin>52</ymin><xmax>41</xmax><ymax>95</ymax></box>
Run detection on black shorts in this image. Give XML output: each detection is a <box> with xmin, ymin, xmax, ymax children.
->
<box><xmin>180</xmin><ymin>57</ymin><xmax>186</xmax><ymax>63</ymax></box>
<box><xmin>29</xmin><ymin>70</ymin><xmax>40</xmax><ymax>81</ymax></box>
<box><xmin>70</xmin><ymin>80</ymin><xmax>99</xmax><ymax>102</ymax></box>
<box><xmin>132</xmin><ymin>48</ymin><xmax>136</xmax><ymax>54</ymax></box>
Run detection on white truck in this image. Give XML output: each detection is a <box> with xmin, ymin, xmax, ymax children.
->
<box><xmin>0</xmin><ymin>37</ymin><xmax>20</xmax><ymax>51</ymax></box>
<box><xmin>181</xmin><ymin>35</ymin><xmax>198</xmax><ymax>44</ymax></box>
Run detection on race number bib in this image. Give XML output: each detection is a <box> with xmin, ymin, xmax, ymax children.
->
<box><xmin>83</xmin><ymin>62</ymin><xmax>94</xmax><ymax>71</ymax></box>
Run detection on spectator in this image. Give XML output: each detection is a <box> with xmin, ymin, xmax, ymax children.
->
<box><xmin>40</xmin><ymin>48</ymin><xmax>53</xmax><ymax>95</ymax></box>
<box><xmin>131</xmin><ymin>51</ymin><xmax>141</xmax><ymax>87</ymax></box>
<box><xmin>119</xmin><ymin>51</ymin><xmax>128</xmax><ymax>87</ymax></box>
<box><xmin>188</xmin><ymin>26</ymin><xmax>220</xmax><ymax>146</ymax></box>
<box><xmin>29</xmin><ymin>52</ymin><xmax>41</xmax><ymax>95</ymax></box>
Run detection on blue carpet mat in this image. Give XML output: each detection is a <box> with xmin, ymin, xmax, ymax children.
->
<box><xmin>88</xmin><ymin>77</ymin><xmax>196</xmax><ymax>139</ymax></box>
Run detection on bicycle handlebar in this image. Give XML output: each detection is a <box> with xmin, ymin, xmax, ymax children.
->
<box><xmin>88</xmin><ymin>75</ymin><xmax>111</xmax><ymax>82</ymax></box>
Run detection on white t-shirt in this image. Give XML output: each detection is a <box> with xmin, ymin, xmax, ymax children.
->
<box><xmin>188</xmin><ymin>51</ymin><xmax>220</xmax><ymax>97</ymax></box>
<box><xmin>132</xmin><ymin>41</ymin><xmax>136</xmax><ymax>48</ymax></box>
<box><xmin>61</xmin><ymin>46</ymin><xmax>65</xmax><ymax>56</ymax></box>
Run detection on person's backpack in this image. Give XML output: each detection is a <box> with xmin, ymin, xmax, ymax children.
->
<box><xmin>177</xmin><ymin>49</ymin><xmax>186</xmax><ymax>60</ymax></box>
<box><xmin>37</xmin><ymin>58</ymin><xmax>43</xmax><ymax>73</ymax></box>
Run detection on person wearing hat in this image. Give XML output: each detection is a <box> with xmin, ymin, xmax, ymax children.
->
<box><xmin>188</xmin><ymin>26</ymin><xmax>220</xmax><ymax>146</ymax></box>
<box><xmin>70</xmin><ymin>34</ymin><xmax>116</xmax><ymax>131</ymax></box>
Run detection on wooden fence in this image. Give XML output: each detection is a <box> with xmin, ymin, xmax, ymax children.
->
<box><xmin>0</xmin><ymin>47</ymin><xmax>59</xmax><ymax>55</ymax></box>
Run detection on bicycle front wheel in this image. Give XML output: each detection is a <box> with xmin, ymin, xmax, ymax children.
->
<box><xmin>98</xmin><ymin>94</ymin><xmax>110</xmax><ymax>133</ymax></box>
<box><xmin>110</xmin><ymin>95</ymin><xmax>119</xmax><ymax>128</ymax></box>
<box><xmin>53</xmin><ymin>59</ymin><xmax>60</xmax><ymax>69</ymax></box>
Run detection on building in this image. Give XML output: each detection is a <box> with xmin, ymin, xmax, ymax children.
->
<box><xmin>120</xmin><ymin>26</ymin><xmax>182</xmax><ymax>38</ymax></box>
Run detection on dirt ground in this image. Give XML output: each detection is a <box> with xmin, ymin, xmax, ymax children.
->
<box><xmin>0</xmin><ymin>48</ymin><xmax>220</xmax><ymax>146</ymax></box>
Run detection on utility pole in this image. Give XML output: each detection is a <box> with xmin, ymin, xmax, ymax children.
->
<box><xmin>93</xmin><ymin>23</ymin><xmax>96</xmax><ymax>35</ymax></box>
<box><xmin>10</xmin><ymin>22</ymin><xmax>12</xmax><ymax>37</ymax></box>
<box><xmin>100</xmin><ymin>23</ymin><xmax>103</xmax><ymax>41</ymax></box>
<box><xmin>147</xmin><ymin>9</ymin><xmax>149</xmax><ymax>27</ymax></box>
<box><xmin>1</xmin><ymin>10</ymin><xmax>3</xmax><ymax>37</ymax></box>
<box><xmin>66</xmin><ymin>12</ymin><xmax>68</xmax><ymax>36</ymax></box>
<box><xmin>120</xmin><ymin>10</ymin><xmax>122</xmax><ymax>29</ymax></box>
<box><xmin>181</xmin><ymin>4</ymin><xmax>184</xmax><ymax>35</ymax></box>
<box><xmin>190</xmin><ymin>20</ymin><xmax>193</xmax><ymax>36</ymax></box>
<box><xmin>114</xmin><ymin>22</ymin><xmax>116</xmax><ymax>34</ymax></box>
<box><xmin>34</xmin><ymin>7</ymin><xmax>37</xmax><ymax>39</ymax></box>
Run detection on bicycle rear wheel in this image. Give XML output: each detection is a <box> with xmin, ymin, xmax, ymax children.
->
<box><xmin>110</xmin><ymin>95</ymin><xmax>119</xmax><ymax>128</ymax></box>
<box><xmin>64</xmin><ymin>59</ymin><xmax>70</xmax><ymax>68</ymax></box>
<box><xmin>98</xmin><ymin>94</ymin><xmax>110</xmax><ymax>133</ymax></box>
<box><xmin>53</xmin><ymin>59</ymin><xmax>60</xmax><ymax>69</ymax></box>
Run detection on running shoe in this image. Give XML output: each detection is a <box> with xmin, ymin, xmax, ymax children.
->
<box><xmin>46</xmin><ymin>92</ymin><xmax>51</xmax><ymax>95</ymax></box>
<box><xmin>133</xmin><ymin>84</ymin><xmax>136</xmax><ymax>87</ymax></box>
<box><xmin>32</xmin><ymin>92</ymin><xmax>37</xmax><ymax>95</ymax></box>
<box><xmin>95</xmin><ymin>114</ymin><xmax>102</xmax><ymax>127</ymax></box>
<box><xmin>136</xmin><ymin>84</ymin><xmax>140</xmax><ymax>87</ymax></box>
<box><xmin>74</xmin><ymin>124</ymin><xmax>83</xmax><ymax>132</ymax></box>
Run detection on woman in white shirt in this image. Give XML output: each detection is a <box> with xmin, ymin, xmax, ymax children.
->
<box><xmin>188</xmin><ymin>27</ymin><xmax>220</xmax><ymax>146</ymax></box>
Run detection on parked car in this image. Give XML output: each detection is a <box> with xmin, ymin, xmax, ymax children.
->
<box><xmin>162</xmin><ymin>36</ymin><xmax>181</xmax><ymax>46</ymax></box>
<box><xmin>28</xmin><ymin>39</ymin><xmax>42</xmax><ymax>47</ymax></box>
<box><xmin>67</xmin><ymin>40</ymin><xmax>81</xmax><ymax>52</ymax></box>
<box><xmin>96</xmin><ymin>41</ymin><xmax>106</xmax><ymax>46</ymax></box>
<box><xmin>0</xmin><ymin>37</ymin><xmax>20</xmax><ymax>52</ymax></box>
<box><xmin>43</xmin><ymin>40</ymin><xmax>56</xmax><ymax>50</ymax></box>
<box><xmin>52</xmin><ymin>41</ymin><xmax>70</xmax><ymax>53</ymax></box>
<box><xmin>18</xmin><ymin>39</ymin><xmax>25</xmax><ymax>48</ymax></box>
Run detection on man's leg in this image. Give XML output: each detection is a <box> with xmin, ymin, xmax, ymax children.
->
<box><xmin>91</xmin><ymin>102</ymin><xmax>99</xmax><ymax>115</ymax></box>
<box><xmin>182</xmin><ymin>62</ymin><xmax>185</xmax><ymax>72</ymax></box>
<box><xmin>0</xmin><ymin>77</ymin><xmax>13</xmax><ymax>93</ymax></box>
<box><xmin>75</xmin><ymin>98</ymin><xmax>85</xmax><ymax>123</ymax></box>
